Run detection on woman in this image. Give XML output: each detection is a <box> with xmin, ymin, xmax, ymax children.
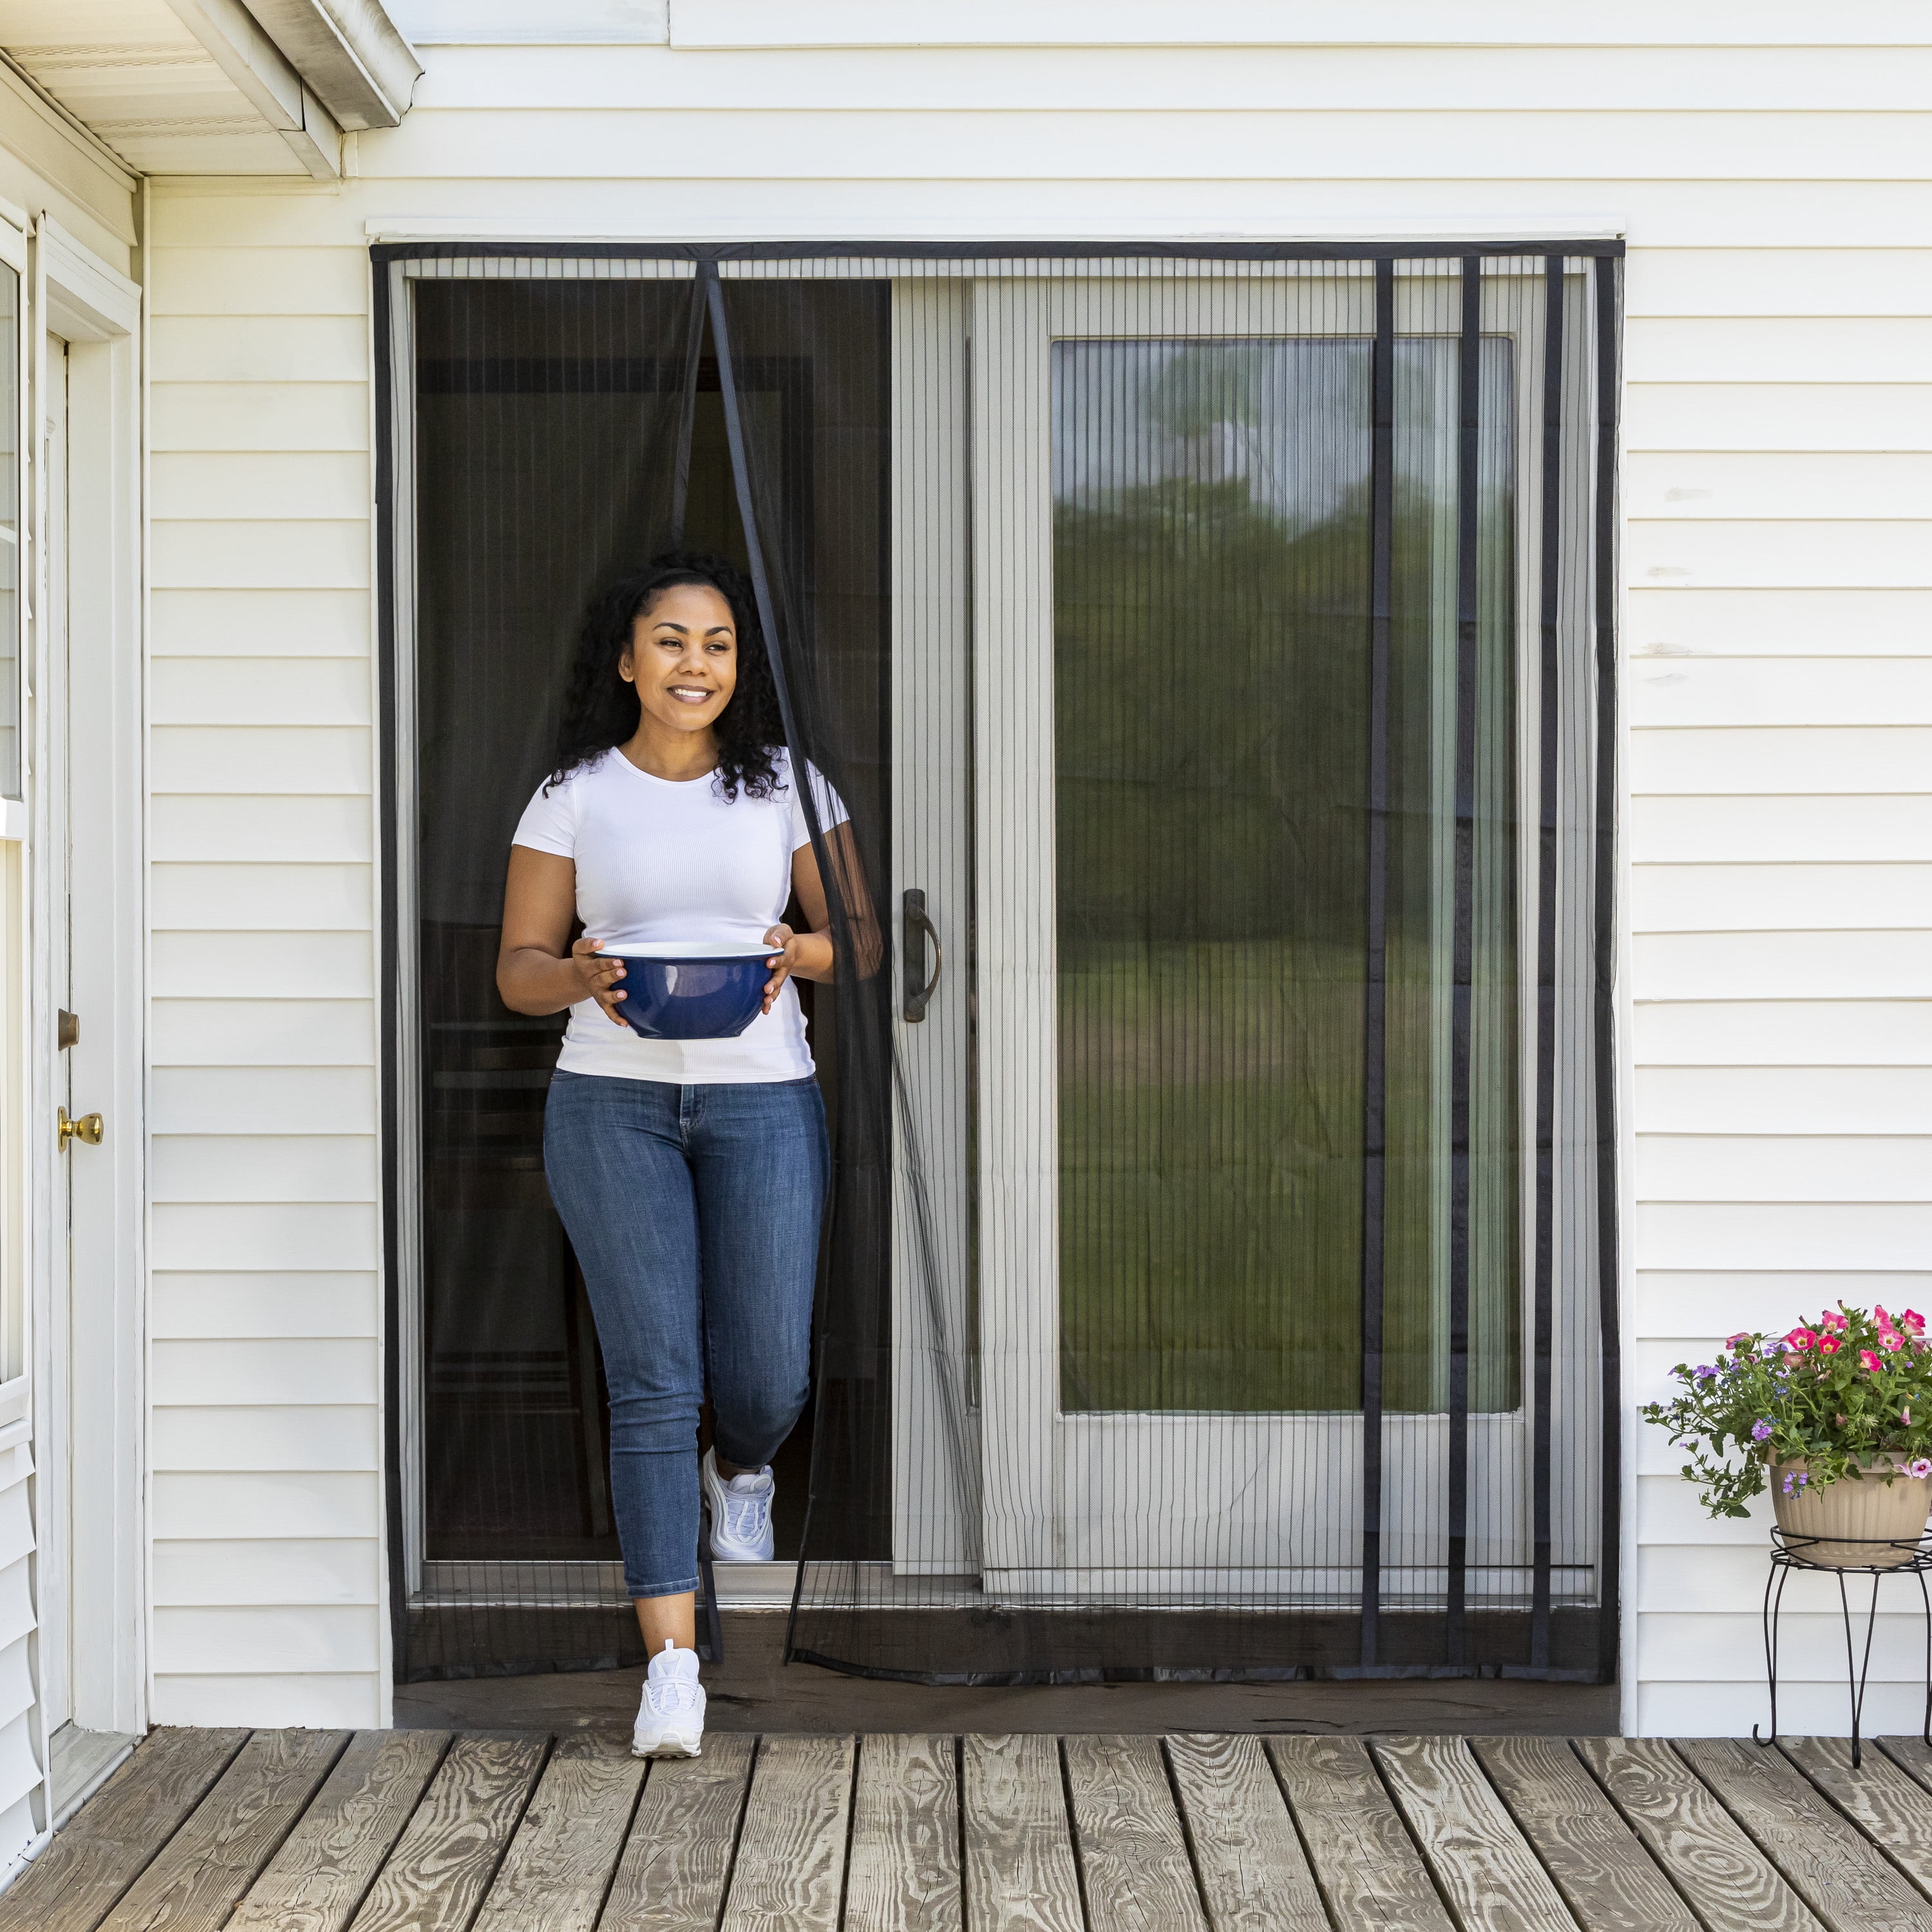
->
<box><xmin>497</xmin><ymin>552</ymin><xmax>857</xmax><ymax>1759</ymax></box>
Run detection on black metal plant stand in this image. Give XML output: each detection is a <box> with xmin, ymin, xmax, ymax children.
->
<box><xmin>1754</xmin><ymin>1527</ymin><xmax>1932</xmax><ymax>1768</ymax></box>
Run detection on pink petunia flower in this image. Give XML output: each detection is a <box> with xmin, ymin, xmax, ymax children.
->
<box><xmin>1820</xmin><ymin>1311</ymin><xmax>1850</xmax><ymax>1333</ymax></box>
<box><xmin>1904</xmin><ymin>1310</ymin><xmax>1928</xmax><ymax>1338</ymax></box>
<box><xmin>1819</xmin><ymin>1337</ymin><xmax>1842</xmax><ymax>1355</ymax></box>
<box><xmin>1785</xmin><ymin>1328</ymin><xmax>1817</xmax><ymax>1351</ymax></box>
<box><xmin>1727</xmin><ymin>1332</ymin><xmax>1752</xmax><ymax>1350</ymax></box>
<box><xmin>1881</xmin><ymin>1332</ymin><xmax>1905</xmax><ymax>1352</ymax></box>
<box><xmin>1861</xmin><ymin>1350</ymin><xmax>1884</xmax><ymax>1372</ymax></box>
<box><xmin>1910</xmin><ymin>1459</ymin><xmax>1932</xmax><ymax>1481</ymax></box>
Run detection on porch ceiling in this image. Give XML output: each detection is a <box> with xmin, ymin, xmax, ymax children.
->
<box><xmin>0</xmin><ymin>0</ymin><xmax>419</xmax><ymax>180</ymax></box>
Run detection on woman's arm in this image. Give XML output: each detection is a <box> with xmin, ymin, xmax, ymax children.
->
<box><xmin>497</xmin><ymin>845</ymin><xmax>630</xmax><ymax>1024</ymax></box>
<box><xmin>760</xmin><ymin>821</ymin><xmax>883</xmax><ymax>1012</ymax></box>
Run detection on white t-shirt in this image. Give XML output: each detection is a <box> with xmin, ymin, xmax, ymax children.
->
<box><xmin>511</xmin><ymin>746</ymin><xmax>848</xmax><ymax>1084</ymax></box>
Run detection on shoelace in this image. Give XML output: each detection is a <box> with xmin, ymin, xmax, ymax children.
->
<box><xmin>722</xmin><ymin>1486</ymin><xmax>770</xmax><ymax>1543</ymax></box>
<box><xmin>647</xmin><ymin>1668</ymin><xmax>700</xmax><ymax>1716</ymax></box>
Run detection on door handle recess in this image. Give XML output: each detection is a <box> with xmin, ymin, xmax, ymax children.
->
<box><xmin>57</xmin><ymin>1107</ymin><xmax>102</xmax><ymax>1150</ymax></box>
<box><xmin>902</xmin><ymin>889</ymin><xmax>942</xmax><ymax>1023</ymax></box>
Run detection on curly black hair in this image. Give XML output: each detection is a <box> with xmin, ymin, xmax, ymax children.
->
<box><xmin>548</xmin><ymin>552</ymin><xmax>786</xmax><ymax>800</ymax></box>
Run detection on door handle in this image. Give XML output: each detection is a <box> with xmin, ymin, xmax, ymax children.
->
<box><xmin>57</xmin><ymin>1107</ymin><xmax>102</xmax><ymax>1150</ymax></box>
<box><xmin>902</xmin><ymin>889</ymin><xmax>943</xmax><ymax>1023</ymax></box>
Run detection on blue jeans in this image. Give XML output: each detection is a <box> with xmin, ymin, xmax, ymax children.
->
<box><xmin>543</xmin><ymin>1071</ymin><xmax>827</xmax><ymax>1598</ymax></box>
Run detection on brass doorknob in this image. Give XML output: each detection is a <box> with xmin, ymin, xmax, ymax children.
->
<box><xmin>57</xmin><ymin>1108</ymin><xmax>102</xmax><ymax>1150</ymax></box>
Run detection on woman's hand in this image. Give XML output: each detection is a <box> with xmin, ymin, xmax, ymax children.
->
<box><xmin>761</xmin><ymin>922</ymin><xmax>834</xmax><ymax>1014</ymax></box>
<box><xmin>570</xmin><ymin>936</ymin><xmax>630</xmax><ymax>1026</ymax></box>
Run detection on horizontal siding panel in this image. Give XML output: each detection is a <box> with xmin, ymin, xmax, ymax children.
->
<box><xmin>1633</xmin><ymin>1271</ymin><xmax>1932</xmax><ymax>1347</ymax></box>
<box><xmin>1623</xmin><ymin>384</ymin><xmax>1932</xmax><ymax>454</ymax></box>
<box><xmin>153</xmin><ymin>589</ymin><xmax>371</xmax><ymax>658</ymax></box>
<box><xmin>1632</xmin><ymin>930</ymin><xmax>1932</xmax><ymax>999</ymax></box>
<box><xmin>0</xmin><ymin>1714</ymin><xmax>39</xmax><ymax>1822</ymax></box>
<box><xmin>1627</xmin><ymin>317</ymin><xmax>1932</xmax><ymax>386</ymax></box>
<box><xmin>1636</xmin><ymin>1202</ymin><xmax>1932</xmax><ymax>1270</ymax></box>
<box><xmin>152</xmin><ymin>864</ymin><xmax>370</xmax><ymax>932</ymax></box>
<box><xmin>1624</xmin><ymin>453</ymin><xmax>1932</xmax><ymax>524</ymax></box>
<box><xmin>1627</xmin><ymin>658</ymin><xmax>1932</xmax><ymax>729</ymax></box>
<box><xmin>149</xmin><ymin>1673</ymin><xmax>381</xmax><ymax>1728</ymax></box>
<box><xmin>152</xmin><ymin>1605</ymin><xmax>379</xmax><ymax>1675</ymax></box>
<box><xmin>150</xmin><ymin>383</ymin><xmax>368</xmax><ymax>453</ymax></box>
<box><xmin>1633</xmin><ymin>1678</ymin><xmax>1927</xmax><ymax>1740</ymax></box>
<box><xmin>372</xmin><ymin>106</ymin><xmax>1932</xmax><ymax>181</ymax></box>
<box><xmin>1628</xmin><ymin>519</ymin><xmax>1932</xmax><ymax>590</ymax></box>
<box><xmin>153</xmin><ymin>795</ymin><xmax>372</xmax><ymax>865</ymax></box>
<box><xmin>152</xmin><ymin>316</ymin><xmax>368</xmax><ymax>383</ymax></box>
<box><xmin>153</xmin><ymin>521</ymin><xmax>369</xmax><ymax>592</ymax></box>
<box><xmin>1634</xmin><ymin>1000</ymin><xmax>1932</xmax><ymax>1065</ymax></box>
<box><xmin>153</xmin><ymin>1338</ymin><xmax>378</xmax><ymax>1408</ymax></box>
<box><xmin>151</xmin><ymin>453</ymin><xmax>372</xmax><ymax>522</ymax></box>
<box><xmin>1626</xmin><ymin>248</ymin><xmax>1932</xmax><ymax>319</ymax></box>
<box><xmin>1630</xmin><ymin>795</ymin><xmax>1932</xmax><ymax>864</ymax></box>
<box><xmin>153</xmin><ymin>1539</ymin><xmax>379</xmax><ymax>1607</ymax></box>
<box><xmin>1627</xmin><ymin>589</ymin><xmax>1932</xmax><ymax>658</ymax></box>
<box><xmin>153</xmin><ymin>1000</ymin><xmax>374</xmax><ymax>1068</ymax></box>
<box><xmin>151</xmin><ymin>1136</ymin><xmax>377</xmax><ymax>1203</ymax></box>
<box><xmin>1636</xmin><ymin>1136</ymin><xmax>1932</xmax><ymax>1202</ymax></box>
<box><xmin>1639</xmin><ymin>1611</ymin><xmax>1930</xmax><ymax>1681</ymax></box>
<box><xmin>151</xmin><ymin>727</ymin><xmax>368</xmax><ymax>796</ymax></box>
<box><xmin>0</xmin><ymin>1638</ymin><xmax>33</xmax><ymax>1738</ymax></box>
<box><xmin>1636</xmin><ymin>1065</ymin><xmax>1932</xmax><ymax>1134</ymax></box>
<box><xmin>152</xmin><ymin>1273</ymin><xmax>378</xmax><ymax>1341</ymax></box>
<box><xmin>153</xmin><ymin>1405</ymin><xmax>378</xmax><ymax>1472</ymax></box>
<box><xmin>1629</xmin><ymin>863</ymin><xmax>1932</xmax><ymax>933</ymax></box>
<box><xmin>150</xmin><ymin>1066</ymin><xmax>377</xmax><ymax>1135</ymax></box>
<box><xmin>154</xmin><ymin>1470</ymin><xmax>379</xmax><ymax>1539</ymax></box>
<box><xmin>152</xmin><ymin>658</ymin><xmax>370</xmax><ymax>728</ymax></box>
<box><xmin>152</xmin><ymin>1204</ymin><xmax>380</xmax><ymax>1273</ymax></box>
<box><xmin>153</xmin><ymin>934</ymin><xmax>375</xmax><ymax>1001</ymax></box>
<box><xmin>151</xmin><ymin>245</ymin><xmax>370</xmax><ymax>316</ymax></box>
<box><xmin>1629</xmin><ymin>727</ymin><xmax>1932</xmax><ymax>794</ymax></box>
<box><xmin>0</xmin><ymin>1560</ymin><xmax>31</xmax><ymax>1658</ymax></box>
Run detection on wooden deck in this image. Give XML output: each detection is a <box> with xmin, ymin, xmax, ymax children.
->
<box><xmin>12</xmin><ymin>1727</ymin><xmax>1932</xmax><ymax>1931</ymax></box>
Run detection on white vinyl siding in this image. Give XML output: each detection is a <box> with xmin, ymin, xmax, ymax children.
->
<box><xmin>144</xmin><ymin>14</ymin><xmax>1929</xmax><ymax>1732</ymax></box>
<box><xmin>146</xmin><ymin>245</ymin><xmax>384</xmax><ymax>1728</ymax></box>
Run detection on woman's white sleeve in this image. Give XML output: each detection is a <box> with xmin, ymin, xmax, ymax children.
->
<box><xmin>511</xmin><ymin>774</ymin><xmax>576</xmax><ymax>857</ymax></box>
<box><xmin>791</xmin><ymin>759</ymin><xmax>850</xmax><ymax>849</ymax></box>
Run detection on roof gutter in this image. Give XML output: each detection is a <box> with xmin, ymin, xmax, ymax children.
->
<box><xmin>241</xmin><ymin>0</ymin><xmax>422</xmax><ymax>130</ymax></box>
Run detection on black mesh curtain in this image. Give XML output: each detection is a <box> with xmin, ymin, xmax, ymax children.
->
<box><xmin>377</xmin><ymin>244</ymin><xmax>1622</xmax><ymax>1687</ymax></box>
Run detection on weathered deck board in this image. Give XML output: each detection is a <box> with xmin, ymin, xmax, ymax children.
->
<box><xmin>844</xmin><ymin>1735</ymin><xmax>962</xmax><ymax>1932</ymax></box>
<box><xmin>1577</xmin><ymin>1737</ymin><xmax>1825</xmax><ymax>1932</ymax></box>
<box><xmin>1472</xmin><ymin>1736</ymin><xmax>1700</xmax><ymax>1932</ymax></box>
<box><xmin>1063</xmin><ymin>1734</ymin><xmax>1206</xmax><ymax>1932</ymax></box>
<box><xmin>227</xmin><ymin>1731</ymin><xmax>450</xmax><ymax>1932</ymax></box>
<box><xmin>97</xmin><ymin>1728</ymin><xmax>349</xmax><ymax>1932</ymax></box>
<box><xmin>0</xmin><ymin>1729</ymin><xmax>249</xmax><ymax>1932</ymax></box>
<box><xmin>1267</xmin><ymin>1736</ymin><xmax>1455</xmax><ymax>1932</ymax></box>
<box><xmin>346</xmin><ymin>1735</ymin><xmax>548</xmax><ymax>1932</ymax></box>
<box><xmin>1782</xmin><ymin>1737</ymin><xmax>1932</xmax><ymax>1901</ymax></box>
<box><xmin>470</xmin><ymin>1732</ymin><xmax>646</xmax><ymax>1932</ymax></box>
<box><xmin>1374</xmin><ymin>1734</ymin><xmax>1582</xmax><ymax>1932</ymax></box>
<box><xmin>1164</xmin><ymin>1732</ymin><xmax>1326</xmax><ymax>1932</ymax></box>
<box><xmin>961</xmin><ymin>1734</ymin><xmax>1084</xmax><ymax>1932</ymax></box>
<box><xmin>1676</xmin><ymin>1738</ymin><xmax>1932</xmax><ymax>1932</ymax></box>
<box><xmin>719</xmin><ymin>1734</ymin><xmax>855</xmax><ymax>1932</ymax></box>
<box><xmin>598</xmin><ymin>1734</ymin><xmax>755</xmax><ymax>1932</ymax></box>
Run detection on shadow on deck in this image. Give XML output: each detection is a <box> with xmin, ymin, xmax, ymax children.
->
<box><xmin>9</xmin><ymin>1720</ymin><xmax>1932</xmax><ymax>1929</ymax></box>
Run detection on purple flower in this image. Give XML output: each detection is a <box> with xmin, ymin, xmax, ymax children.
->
<box><xmin>1781</xmin><ymin>1469</ymin><xmax>1810</xmax><ymax>1497</ymax></box>
<box><xmin>1694</xmin><ymin>1364</ymin><xmax>1718</xmax><ymax>1381</ymax></box>
<box><xmin>1751</xmin><ymin>1420</ymin><xmax>1773</xmax><ymax>1442</ymax></box>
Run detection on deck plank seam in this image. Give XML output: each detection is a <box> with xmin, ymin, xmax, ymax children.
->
<box><xmin>953</xmin><ymin>1734</ymin><xmax>971</xmax><ymax>1932</ymax></box>
<box><xmin>1774</xmin><ymin>1740</ymin><xmax>1932</xmax><ymax>1908</ymax></box>
<box><xmin>242</xmin><ymin>1728</ymin><xmax>361</xmax><ymax>1913</ymax></box>
<box><xmin>1155</xmin><ymin>1737</ymin><xmax>1227</xmax><ymax>1932</ymax></box>
<box><xmin>711</xmin><ymin>1728</ymin><xmax>761</xmax><ymax>1932</ymax></box>
<box><xmin>583</xmin><ymin>1737</ymin><xmax>654</xmax><ymax>1931</ymax></box>
<box><xmin>1563</xmin><ymin>1737</ymin><xmax>1732</xmax><ymax>1932</ymax></box>
<box><xmin>833</xmin><ymin>1732</ymin><xmax>863</xmax><ymax>1932</ymax></box>
<box><xmin>460</xmin><ymin>1732</ymin><xmax>558</xmax><ymax>1932</ymax></box>
<box><xmin>334</xmin><ymin>1730</ymin><xmax>461</xmax><ymax>1932</ymax></box>
<box><xmin>1363</xmin><ymin>1735</ymin><xmax>1473</xmax><ymax>1932</ymax></box>
<box><xmin>1256</xmin><ymin>1736</ymin><xmax>1345</xmax><ymax>1932</ymax></box>
<box><xmin>1056</xmin><ymin>1736</ymin><xmax>1096</xmax><ymax>1932</ymax></box>
<box><xmin>1459</xmin><ymin>1738</ymin><xmax>1589</xmax><ymax>1929</ymax></box>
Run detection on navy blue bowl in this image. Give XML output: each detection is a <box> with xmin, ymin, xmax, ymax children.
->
<box><xmin>603</xmin><ymin>945</ymin><xmax>775</xmax><ymax>1041</ymax></box>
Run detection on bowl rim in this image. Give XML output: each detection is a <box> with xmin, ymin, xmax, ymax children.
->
<box><xmin>595</xmin><ymin>942</ymin><xmax>780</xmax><ymax>963</ymax></box>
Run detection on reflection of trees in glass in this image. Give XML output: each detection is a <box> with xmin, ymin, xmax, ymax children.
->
<box><xmin>1054</xmin><ymin>345</ymin><xmax>1520</xmax><ymax>1416</ymax></box>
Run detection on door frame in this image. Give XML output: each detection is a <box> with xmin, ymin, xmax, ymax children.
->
<box><xmin>28</xmin><ymin>220</ymin><xmax>145</xmax><ymax>1738</ymax></box>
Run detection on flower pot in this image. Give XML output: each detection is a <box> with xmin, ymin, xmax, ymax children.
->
<box><xmin>1772</xmin><ymin>1458</ymin><xmax>1931</xmax><ymax>1567</ymax></box>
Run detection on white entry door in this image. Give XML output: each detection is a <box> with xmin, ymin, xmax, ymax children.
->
<box><xmin>965</xmin><ymin>271</ymin><xmax>1538</xmax><ymax>1602</ymax></box>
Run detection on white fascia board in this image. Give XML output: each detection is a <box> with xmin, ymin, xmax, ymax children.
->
<box><xmin>163</xmin><ymin>0</ymin><xmax>345</xmax><ymax>178</ymax></box>
<box><xmin>244</xmin><ymin>0</ymin><xmax>424</xmax><ymax>130</ymax></box>
<box><xmin>392</xmin><ymin>0</ymin><xmax>666</xmax><ymax>43</ymax></box>
<box><xmin>363</xmin><ymin>211</ymin><xmax>1629</xmax><ymax>243</ymax></box>
<box><xmin>669</xmin><ymin>0</ymin><xmax>1932</xmax><ymax>46</ymax></box>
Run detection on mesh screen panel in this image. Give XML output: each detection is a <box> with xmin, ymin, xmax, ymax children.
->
<box><xmin>376</xmin><ymin>245</ymin><xmax>1622</xmax><ymax>1685</ymax></box>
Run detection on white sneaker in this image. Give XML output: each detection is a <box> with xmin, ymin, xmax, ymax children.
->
<box><xmin>632</xmin><ymin>1640</ymin><xmax>705</xmax><ymax>1759</ymax></box>
<box><xmin>701</xmin><ymin>1447</ymin><xmax>776</xmax><ymax>1562</ymax></box>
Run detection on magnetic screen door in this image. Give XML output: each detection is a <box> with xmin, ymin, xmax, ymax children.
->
<box><xmin>379</xmin><ymin>245</ymin><xmax>1622</xmax><ymax>1687</ymax></box>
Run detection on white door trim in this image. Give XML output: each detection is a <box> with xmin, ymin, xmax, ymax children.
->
<box><xmin>30</xmin><ymin>218</ymin><xmax>145</xmax><ymax>1736</ymax></box>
